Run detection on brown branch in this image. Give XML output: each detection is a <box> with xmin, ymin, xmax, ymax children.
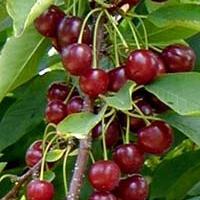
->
<box><xmin>1</xmin><ymin>161</ymin><xmax>41</xmax><ymax>200</ymax></box>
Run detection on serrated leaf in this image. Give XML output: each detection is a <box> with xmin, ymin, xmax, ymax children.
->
<box><xmin>46</xmin><ymin>149</ymin><xmax>65</xmax><ymax>162</ymax></box>
<box><xmin>0</xmin><ymin>26</ymin><xmax>49</xmax><ymax>103</ymax></box>
<box><xmin>0</xmin><ymin>71</ymin><xmax>65</xmax><ymax>152</ymax></box>
<box><xmin>150</xmin><ymin>150</ymin><xmax>200</xmax><ymax>200</ymax></box>
<box><xmin>43</xmin><ymin>170</ymin><xmax>56</xmax><ymax>182</ymax></box>
<box><xmin>145</xmin><ymin>73</ymin><xmax>200</xmax><ymax>116</ymax></box>
<box><xmin>0</xmin><ymin>162</ymin><xmax>7</xmax><ymax>174</ymax></box>
<box><xmin>7</xmin><ymin>0</ymin><xmax>54</xmax><ymax>36</ymax></box>
<box><xmin>57</xmin><ymin>106</ymin><xmax>107</xmax><ymax>139</ymax></box>
<box><xmin>148</xmin><ymin>4</ymin><xmax>200</xmax><ymax>31</ymax></box>
<box><xmin>160</xmin><ymin>112</ymin><xmax>200</xmax><ymax>146</ymax></box>
<box><xmin>104</xmin><ymin>81</ymin><xmax>136</xmax><ymax>111</ymax></box>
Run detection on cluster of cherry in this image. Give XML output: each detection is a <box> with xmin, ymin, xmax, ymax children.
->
<box><xmin>24</xmin><ymin>0</ymin><xmax>196</xmax><ymax>199</ymax></box>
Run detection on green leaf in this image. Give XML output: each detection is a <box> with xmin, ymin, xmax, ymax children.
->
<box><xmin>160</xmin><ymin>112</ymin><xmax>200</xmax><ymax>146</ymax></box>
<box><xmin>145</xmin><ymin>73</ymin><xmax>200</xmax><ymax>116</ymax></box>
<box><xmin>0</xmin><ymin>162</ymin><xmax>7</xmax><ymax>174</ymax></box>
<box><xmin>57</xmin><ymin>106</ymin><xmax>107</xmax><ymax>139</ymax></box>
<box><xmin>43</xmin><ymin>170</ymin><xmax>56</xmax><ymax>182</ymax></box>
<box><xmin>46</xmin><ymin>149</ymin><xmax>65</xmax><ymax>162</ymax></box>
<box><xmin>0</xmin><ymin>70</ymin><xmax>65</xmax><ymax>152</ymax></box>
<box><xmin>148</xmin><ymin>4</ymin><xmax>200</xmax><ymax>31</ymax></box>
<box><xmin>7</xmin><ymin>0</ymin><xmax>54</xmax><ymax>36</ymax></box>
<box><xmin>0</xmin><ymin>26</ymin><xmax>49</xmax><ymax>102</ymax></box>
<box><xmin>150</xmin><ymin>150</ymin><xmax>200</xmax><ymax>200</ymax></box>
<box><xmin>188</xmin><ymin>181</ymin><xmax>200</xmax><ymax>197</ymax></box>
<box><xmin>104</xmin><ymin>81</ymin><xmax>136</xmax><ymax>111</ymax></box>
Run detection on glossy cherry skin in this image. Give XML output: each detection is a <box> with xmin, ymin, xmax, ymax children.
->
<box><xmin>162</xmin><ymin>44</ymin><xmax>196</xmax><ymax>72</ymax></box>
<box><xmin>66</xmin><ymin>96</ymin><xmax>84</xmax><ymax>115</ymax></box>
<box><xmin>138</xmin><ymin>121</ymin><xmax>173</xmax><ymax>155</ymax></box>
<box><xmin>58</xmin><ymin>16</ymin><xmax>91</xmax><ymax>48</ymax></box>
<box><xmin>125</xmin><ymin>49</ymin><xmax>159</xmax><ymax>85</ymax></box>
<box><xmin>88</xmin><ymin>160</ymin><xmax>121</xmax><ymax>191</ymax></box>
<box><xmin>47</xmin><ymin>82</ymin><xmax>69</xmax><ymax>102</ymax></box>
<box><xmin>113</xmin><ymin>144</ymin><xmax>144</xmax><ymax>174</ymax></box>
<box><xmin>26</xmin><ymin>180</ymin><xmax>54</xmax><ymax>200</ymax></box>
<box><xmin>25</xmin><ymin>141</ymin><xmax>42</xmax><ymax>167</ymax></box>
<box><xmin>34</xmin><ymin>5</ymin><xmax>65</xmax><ymax>37</ymax></box>
<box><xmin>108</xmin><ymin>67</ymin><xmax>127</xmax><ymax>92</ymax></box>
<box><xmin>117</xmin><ymin>0</ymin><xmax>140</xmax><ymax>7</ymax></box>
<box><xmin>61</xmin><ymin>43</ymin><xmax>92</xmax><ymax>76</ymax></box>
<box><xmin>89</xmin><ymin>191</ymin><xmax>117</xmax><ymax>200</ymax></box>
<box><xmin>79</xmin><ymin>69</ymin><xmax>109</xmax><ymax>98</ymax></box>
<box><xmin>115</xmin><ymin>175</ymin><xmax>149</xmax><ymax>200</ymax></box>
<box><xmin>45</xmin><ymin>100</ymin><xmax>67</xmax><ymax>124</ymax></box>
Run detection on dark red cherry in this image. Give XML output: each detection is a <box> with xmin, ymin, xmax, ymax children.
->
<box><xmin>34</xmin><ymin>5</ymin><xmax>65</xmax><ymax>37</ymax></box>
<box><xmin>61</xmin><ymin>43</ymin><xmax>92</xmax><ymax>76</ymax></box>
<box><xmin>108</xmin><ymin>67</ymin><xmax>127</xmax><ymax>92</ymax></box>
<box><xmin>125</xmin><ymin>49</ymin><xmax>159</xmax><ymax>85</ymax></box>
<box><xmin>66</xmin><ymin>96</ymin><xmax>84</xmax><ymax>115</ymax></box>
<box><xmin>88</xmin><ymin>160</ymin><xmax>121</xmax><ymax>191</ymax></box>
<box><xmin>117</xmin><ymin>0</ymin><xmax>140</xmax><ymax>7</ymax></box>
<box><xmin>58</xmin><ymin>16</ymin><xmax>91</xmax><ymax>48</ymax></box>
<box><xmin>92</xmin><ymin>123</ymin><xmax>102</xmax><ymax>139</ymax></box>
<box><xmin>47</xmin><ymin>82</ymin><xmax>69</xmax><ymax>101</ymax></box>
<box><xmin>26</xmin><ymin>180</ymin><xmax>54</xmax><ymax>200</ymax></box>
<box><xmin>136</xmin><ymin>100</ymin><xmax>153</xmax><ymax>116</ymax></box>
<box><xmin>149</xmin><ymin>95</ymin><xmax>169</xmax><ymax>113</ymax></box>
<box><xmin>45</xmin><ymin>100</ymin><xmax>67</xmax><ymax>124</ymax></box>
<box><xmin>156</xmin><ymin>55</ymin><xmax>166</xmax><ymax>75</ymax></box>
<box><xmin>25</xmin><ymin>141</ymin><xmax>42</xmax><ymax>167</ymax></box>
<box><xmin>130</xmin><ymin>117</ymin><xmax>145</xmax><ymax>132</ymax></box>
<box><xmin>51</xmin><ymin>37</ymin><xmax>61</xmax><ymax>52</ymax></box>
<box><xmin>79</xmin><ymin>69</ymin><xmax>109</xmax><ymax>98</ymax></box>
<box><xmin>138</xmin><ymin>121</ymin><xmax>173</xmax><ymax>154</ymax></box>
<box><xmin>89</xmin><ymin>191</ymin><xmax>117</xmax><ymax>200</ymax></box>
<box><xmin>115</xmin><ymin>175</ymin><xmax>149</xmax><ymax>200</ymax></box>
<box><xmin>113</xmin><ymin>144</ymin><xmax>144</xmax><ymax>174</ymax></box>
<box><xmin>162</xmin><ymin>44</ymin><xmax>196</xmax><ymax>72</ymax></box>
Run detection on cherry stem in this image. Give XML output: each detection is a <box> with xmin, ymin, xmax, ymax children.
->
<box><xmin>64</xmin><ymin>85</ymin><xmax>76</xmax><ymax>104</ymax></box>
<box><xmin>104</xmin><ymin>9</ymin><xmax>128</xmax><ymax>49</ymax></box>
<box><xmin>149</xmin><ymin>45</ymin><xmax>162</xmax><ymax>53</ymax></box>
<box><xmin>40</xmin><ymin>135</ymin><xmax>58</xmax><ymax>181</ymax></box>
<box><xmin>42</xmin><ymin>131</ymin><xmax>57</xmax><ymax>154</ymax></box>
<box><xmin>73</xmin><ymin>0</ymin><xmax>76</xmax><ymax>16</ymax></box>
<box><xmin>0</xmin><ymin>174</ymin><xmax>17</xmax><ymax>183</ymax></box>
<box><xmin>137</xmin><ymin>17</ymin><xmax>148</xmax><ymax>49</ymax></box>
<box><xmin>101</xmin><ymin>117</ymin><xmax>108</xmax><ymax>160</ymax></box>
<box><xmin>114</xmin><ymin>30</ymin><xmax>120</xmax><ymax>66</ymax></box>
<box><xmin>78</xmin><ymin>8</ymin><xmax>101</xmax><ymax>44</ymax></box>
<box><xmin>89</xmin><ymin>151</ymin><xmax>96</xmax><ymax>163</ymax></box>
<box><xmin>95</xmin><ymin>0</ymin><xmax>112</xmax><ymax>8</ymax></box>
<box><xmin>125</xmin><ymin>115</ymin><xmax>130</xmax><ymax>144</ymax></box>
<box><xmin>93</xmin><ymin>10</ymin><xmax>104</xmax><ymax>68</ymax></box>
<box><xmin>63</xmin><ymin>146</ymin><xmax>72</xmax><ymax>196</ymax></box>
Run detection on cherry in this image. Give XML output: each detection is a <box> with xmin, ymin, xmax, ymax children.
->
<box><xmin>113</xmin><ymin>144</ymin><xmax>144</xmax><ymax>174</ymax></box>
<box><xmin>136</xmin><ymin>100</ymin><xmax>153</xmax><ymax>116</ymax></box>
<box><xmin>162</xmin><ymin>44</ymin><xmax>196</xmax><ymax>72</ymax></box>
<box><xmin>79</xmin><ymin>69</ymin><xmax>109</xmax><ymax>98</ymax></box>
<box><xmin>149</xmin><ymin>95</ymin><xmax>169</xmax><ymax>113</ymax></box>
<box><xmin>89</xmin><ymin>191</ymin><xmax>117</xmax><ymax>200</ymax></box>
<box><xmin>25</xmin><ymin>141</ymin><xmax>42</xmax><ymax>167</ymax></box>
<box><xmin>26</xmin><ymin>179</ymin><xmax>54</xmax><ymax>200</ymax></box>
<box><xmin>108</xmin><ymin>66</ymin><xmax>127</xmax><ymax>92</ymax></box>
<box><xmin>155</xmin><ymin>55</ymin><xmax>166</xmax><ymax>75</ymax></box>
<box><xmin>66</xmin><ymin>96</ymin><xmax>84</xmax><ymax>115</ymax></box>
<box><xmin>88</xmin><ymin>160</ymin><xmax>121</xmax><ymax>191</ymax></box>
<box><xmin>47</xmin><ymin>82</ymin><xmax>69</xmax><ymax>102</ymax></box>
<box><xmin>92</xmin><ymin>121</ymin><xmax>120</xmax><ymax>148</ymax></box>
<box><xmin>51</xmin><ymin>37</ymin><xmax>61</xmax><ymax>52</ymax></box>
<box><xmin>61</xmin><ymin>43</ymin><xmax>92</xmax><ymax>76</ymax></box>
<box><xmin>116</xmin><ymin>0</ymin><xmax>140</xmax><ymax>7</ymax></box>
<box><xmin>125</xmin><ymin>49</ymin><xmax>159</xmax><ymax>85</ymax></box>
<box><xmin>34</xmin><ymin>5</ymin><xmax>65</xmax><ymax>37</ymax></box>
<box><xmin>58</xmin><ymin>16</ymin><xmax>91</xmax><ymax>48</ymax></box>
<box><xmin>115</xmin><ymin>175</ymin><xmax>149</xmax><ymax>200</ymax></box>
<box><xmin>45</xmin><ymin>100</ymin><xmax>67</xmax><ymax>124</ymax></box>
<box><xmin>138</xmin><ymin>121</ymin><xmax>173</xmax><ymax>154</ymax></box>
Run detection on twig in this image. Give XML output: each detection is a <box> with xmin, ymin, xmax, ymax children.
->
<box><xmin>1</xmin><ymin>161</ymin><xmax>41</xmax><ymax>200</ymax></box>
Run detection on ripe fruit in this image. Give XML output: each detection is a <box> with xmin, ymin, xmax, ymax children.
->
<box><xmin>162</xmin><ymin>44</ymin><xmax>196</xmax><ymax>72</ymax></box>
<box><xmin>51</xmin><ymin>37</ymin><xmax>61</xmax><ymax>52</ymax></box>
<box><xmin>66</xmin><ymin>96</ymin><xmax>84</xmax><ymax>115</ymax></box>
<box><xmin>138</xmin><ymin>121</ymin><xmax>173</xmax><ymax>154</ymax></box>
<box><xmin>113</xmin><ymin>144</ymin><xmax>144</xmax><ymax>174</ymax></box>
<box><xmin>116</xmin><ymin>0</ymin><xmax>140</xmax><ymax>7</ymax></box>
<box><xmin>115</xmin><ymin>175</ymin><xmax>149</xmax><ymax>200</ymax></box>
<box><xmin>26</xmin><ymin>180</ymin><xmax>54</xmax><ymax>200</ymax></box>
<box><xmin>136</xmin><ymin>100</ymin><xmax>153</xmax><ymax>116</ymax></box>
<box><xmin>58</xmin><ymin>16</ymin><xmax>91</xmax><ymax>47</ymax></box>
<box><xmin>79</xmin><ymin>69</ymin><xmax>109</xmax><ymax>98</ymax></box>
<box><xmin>61</xmin><ymin>43</ymin><xmax>92</xmax><ymax>76</ymax></box>
<box><xmin>108</xmin><ymin>67</ymin><xmax>127</xmax><ymax>92</ymax></box>
<box><xmin>34</xmin><ymin>5</ymin><xmax>65</xmax><ymax>37</ymax></box>
<box><xmin>47</xmin><ymin>82</ymin><xmax>69</xmax><ymax>101</ymax></box>
<box><xmin>155</xmin><ymin>55</ymin><xmax>166</xmax><ymax>75</ymax></box>
<box><xmin>89</xmin><ymin>191</ymin><xmax>117</xmax><ymax>200</ymax></box>
<box><xmin>149</xmin><ymin>95</ymin><xmax>169</xmax><ymax>113</ymax></box>
<box><xmin>45</xmin><ymin>100</ymin><xmax>67</xmax><ymax>124</ymax></box>
<box><xmin>25</xmin><ymin>141</ymin><xmax>42</xmax><ymax>167</ymax></box>
<box><xmin>88</xmin><ymin>160</ymin><xmax>121</xmax><ymax>191</ymax></box>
